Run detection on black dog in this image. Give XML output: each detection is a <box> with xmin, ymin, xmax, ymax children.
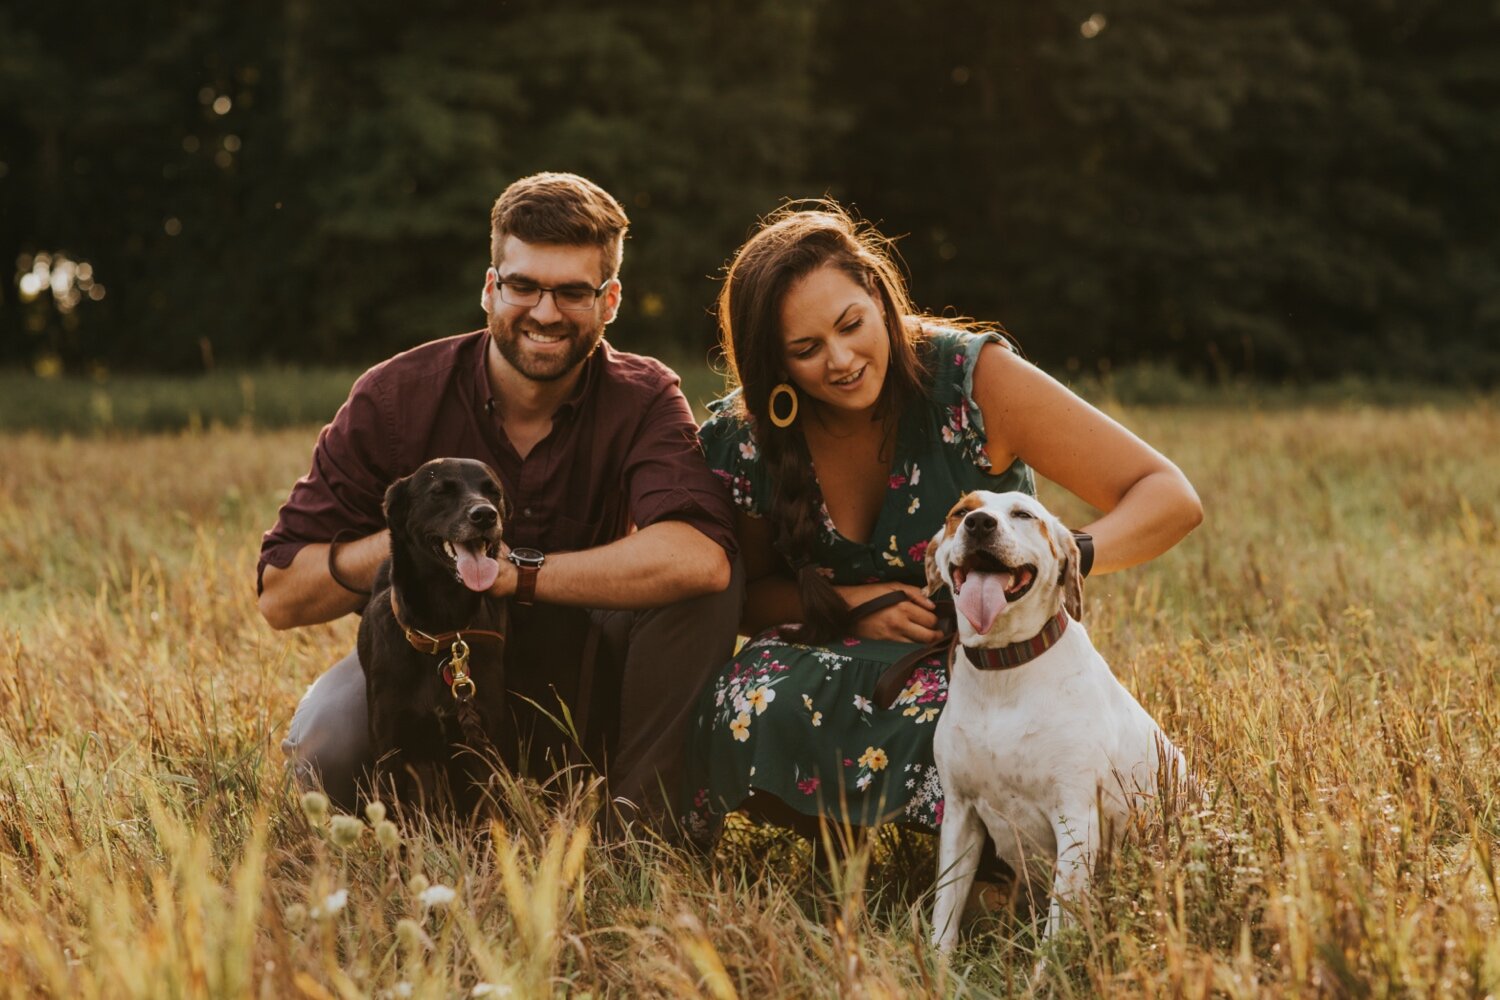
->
<box><xmin>357</xmin><ymin>457</ymin><xmax>512</xmax><ymax>816</ymax></box>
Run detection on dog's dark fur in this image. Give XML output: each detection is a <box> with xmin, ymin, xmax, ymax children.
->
<box><xmin>357</xmin><ymin>457</ymin><xmax>512</xmax><ymax>816</ymax></box>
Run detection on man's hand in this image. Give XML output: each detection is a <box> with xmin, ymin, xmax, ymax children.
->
<box><xmin>487</xmin><ymin>544</ymin><xmax>518</xmax><ymax>600</ymax></box>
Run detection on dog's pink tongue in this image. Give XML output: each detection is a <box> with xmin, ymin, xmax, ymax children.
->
<box><xmin>957</xmin><ymin>571</ymin><xmax>1012</xmax><ymax>634</ymax></box>
<box><xmin>455</xmin><ymin>545</ymin><xmax>500</xmax><ymax>592</ymax></box>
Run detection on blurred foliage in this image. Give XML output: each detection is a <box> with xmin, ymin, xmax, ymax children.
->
<box><xmin>1</xmin><ymin>362</ymin><xmax>1487</xmax><ymax>437</ymax></box>
<box><xmin>1</xmin><ymin>0</ymin><xmax>1497</xmax><ymax>382</ymax></box>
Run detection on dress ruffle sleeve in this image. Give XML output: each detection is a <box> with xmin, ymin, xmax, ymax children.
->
<box><xmin>698</xmin><ymin>391</ymin><xmax>770</xmax><ymax>518</ymax></box>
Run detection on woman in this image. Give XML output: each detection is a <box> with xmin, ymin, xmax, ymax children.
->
<box><xmin>682</xmin><ymin>202</ymin><xmax>1202</xmax><ymax>843</ymax></box>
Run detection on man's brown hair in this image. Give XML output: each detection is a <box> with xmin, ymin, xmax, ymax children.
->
<box><xmin>489</xmin><ymin>172</ymin><xmax>630</xmax><ymax>281</ymax></box>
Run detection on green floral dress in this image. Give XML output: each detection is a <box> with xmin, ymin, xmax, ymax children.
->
<box><xmin>682</xmin><ymin>329</ymin><xmax>1035</xmax><ymax>842</ymax></box>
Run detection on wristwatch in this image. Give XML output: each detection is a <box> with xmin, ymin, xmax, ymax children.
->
<box><xmin>1071</xmin><ymin>531</ymin><xmax>1094</xmax><ymax>578</ymax></box>
<box><xmin>507</xmin><ymin>547</ymin><xmax>545</xmax><ymax>605</ymax></box>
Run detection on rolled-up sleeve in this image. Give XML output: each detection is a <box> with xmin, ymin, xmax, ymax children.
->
<box><xmin>257</xmin><ymin>369</ymin><xmax>393</xmax><ymax>592</ymax></box>
<box><xmin>622</xmin><ymin>383</ymin><xmax>738</xmax><ymax>561</ymax></box>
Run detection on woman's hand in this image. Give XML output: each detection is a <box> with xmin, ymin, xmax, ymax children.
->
<box><xmin>837</xmin><ymin>583</ymin><xmax>945</xmax><ymax>643</ymax></box>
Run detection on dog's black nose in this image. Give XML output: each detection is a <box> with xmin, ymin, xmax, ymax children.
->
<box><xmin>964</xmin><ymin>511</ymin><xmax>997</xmax><ymax>536</ymax></box>
<box><xmin>468</xmin><ymin>504</ymin><xmax>498</xmax><ymax>528</ymax></box>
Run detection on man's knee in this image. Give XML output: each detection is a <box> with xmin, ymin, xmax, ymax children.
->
<box><xmin>282</xmin><ymin>651</ymin><xmax>371</xmax><ymax>809</ymax></box>
<box><xmin>648</xmin><ymin>553</ymin><xmax>745</xmax><ymax>650</ymax></box>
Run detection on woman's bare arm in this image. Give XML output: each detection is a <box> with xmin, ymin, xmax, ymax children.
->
<box><xmin>973</xmin><ymin>344</ymin><xmax>1203</xmax><ymax>574</ymax></box>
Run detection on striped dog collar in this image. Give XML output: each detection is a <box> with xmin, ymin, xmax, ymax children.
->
<box><xmin>961</xmin><ymin>610</ymin><xmax>1070</xmax><ymax>671</ymax></box>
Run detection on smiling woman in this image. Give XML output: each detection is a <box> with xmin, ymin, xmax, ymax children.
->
<box><xmin>680</xmin><ymin>200</ymin><xmax>1202</xmax><ymax>847</ymax></box>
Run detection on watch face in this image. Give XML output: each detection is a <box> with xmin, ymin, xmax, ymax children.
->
<box><xmin>509</xmin><ymin>547</ymin><xmax>545</xmax><ymax>568</ymax></box>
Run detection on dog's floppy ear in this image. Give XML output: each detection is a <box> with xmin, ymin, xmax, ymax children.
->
<box><xmin>1058</xmin><ymin>522</ymin><xmax>1085</xmax><ymax>621</ymax></box>
<box><xmin>922</xmin><ymin>525</ymin><xmax>946</xmax><ymax>597</ymax></box>
<box><xmin>383</xmin><ymin>474</ymin><xmax>413</xmax><ymax>540</ymax></box>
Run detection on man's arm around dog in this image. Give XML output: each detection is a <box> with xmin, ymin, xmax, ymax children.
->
<box><xmin>260</xmin><ymin>521</ymin><xmax>729</xmax><ymax>630</ymax></box>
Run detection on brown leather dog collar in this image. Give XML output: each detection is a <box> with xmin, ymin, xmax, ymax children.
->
<box><xmin>961</xmin><ymin>610</ymin><xmax>1070</xmax><ymax>670</ymax></box>
<box><xmin>389</xmin><ymin>590</ymin><xmax>506</xmax><ymax>655</ymax></box>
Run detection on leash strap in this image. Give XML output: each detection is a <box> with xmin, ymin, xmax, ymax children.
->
<box><xmin>845</xmin><ymin>589</ymin><xmax>914</xmax><ymax>622</ymax></box>
<box><xmin>852</xmin><ymin>594</ymin><xmax>958</xmax><ymax>710</ymax></box>
<box><xmin>874</xmin><ymin>633</ymin><xmax>956</xmax><ymax>710</ymax></box>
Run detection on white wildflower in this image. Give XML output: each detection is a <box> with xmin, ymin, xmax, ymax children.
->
<box><xmin>311</xmin><ymin>888</ymin><xmax>348</xmax><ymax>919</ymax></box>
<box><xmin>419</xmin><ymin>883</ymin><xmax>457</xmax><ymax>909</ymax></box>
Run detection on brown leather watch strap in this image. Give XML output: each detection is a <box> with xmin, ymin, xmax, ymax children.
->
<box><xmin>515</xmin><ymin>564</ymin><xmax>539</xmax><ymax>605</ymax></box>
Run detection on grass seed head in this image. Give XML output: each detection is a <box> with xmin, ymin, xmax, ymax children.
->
<box><xmin>375</xmin><ymin>819</ymin><xmax>401</xmax><ymax>852</ymax></box>
<box><xmin>396</xmin><ymin>918</ymin><xmax>433</xmax><ymax>953</ymax></box>
<box><xmin>299</xmin><ymin>790</ymin><xmax>330</xmax><ymax>825</ymax></box>
<box><xmin>330</xmin><ymin>814</ymin><xmax>364</xmax><ymax>848</ymax></box>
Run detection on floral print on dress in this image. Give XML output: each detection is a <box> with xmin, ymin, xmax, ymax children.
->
<box><xmin>712</xmin><ymin>468</ymin><xmax>758</xmax><ymax>516</ymax></box>
<box><xmin>849</xmin><ymin>745</ymin><xmax>890</xmax><ymax>792</ymax></box>
<box><xmin>891</xmin><ymin>662</ymin><xmax>947</xmax><ymax>724</ymax></box>
<box><xmin>706</xmin><ymin>648</ymin><xmax>794</xmax><ymax>739</ymax></box>
<box><xmin>902</xmin><ymin>762</ymin><xmax>946</xmax><ymax>826</ymax></box>
<box><xmin>684</xmin><ymin>329</ymin><xmax>1035</xmax><ymax>842</ymax></box>
<box><xmin>881</xmin><ymin>534</ymin><xmax>906</xmax><ymax>568</ymax></box>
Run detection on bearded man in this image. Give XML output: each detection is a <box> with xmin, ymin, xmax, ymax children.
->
<box><xmin>257</xmin><ymin>173</ymin><xmax>741</xmax><ymax>831</ymax></box>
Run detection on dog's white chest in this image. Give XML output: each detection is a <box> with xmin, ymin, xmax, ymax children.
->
<box><xmin>934</xmin><ymin>628</ymin><xmax>1167</xmax><ymax>844</ymax></box>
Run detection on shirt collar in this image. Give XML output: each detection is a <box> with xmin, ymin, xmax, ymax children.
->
<box><xmin>478</xmin><ymin>331</ymin><xmax>605</xmax><ymax>419</ymax></box>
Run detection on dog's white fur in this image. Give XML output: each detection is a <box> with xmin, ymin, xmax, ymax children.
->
<box><xmin>926</xmin><ymin>490</ymin><xmax>1187</xmax><ymax>950</ymax></box>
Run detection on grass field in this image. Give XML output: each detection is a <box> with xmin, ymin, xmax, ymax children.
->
<box><xmin>0</xmin><ymin>404</ymin><xmax>1496</xmax><ymax>997</ymax></box>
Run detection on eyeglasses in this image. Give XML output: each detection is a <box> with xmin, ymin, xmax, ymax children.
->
<box><xmin>495</xmin><ymin>276</ymin><xmax>611</xmax><ymax>312</ymax></box>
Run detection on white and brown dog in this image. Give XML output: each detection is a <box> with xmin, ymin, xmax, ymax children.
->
<box><xmin>924</xmin><ymin>490</ymin><xmax>1188</xmax><ymax>950</ymax></box>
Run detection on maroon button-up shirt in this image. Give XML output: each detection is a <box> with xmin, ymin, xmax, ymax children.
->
<box><xmin>257</xmin><ymin>330</ymin><xmax>736</xmax><ymax>593</ymax></box>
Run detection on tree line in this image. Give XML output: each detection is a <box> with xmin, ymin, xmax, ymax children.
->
<box><xmin>2</xmin><ymin>0</ymin><xmax>1496</xmax><ymax>382</ymax></box>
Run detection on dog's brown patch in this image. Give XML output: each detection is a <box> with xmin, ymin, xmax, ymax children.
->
<box><xmin>1036</xmin><ymin>517</ymin><xmax>1058</xmax><ymax>558</ymax></box>
<box><xmin>943</xmin><ymin>493</ymin><xmax>986</xmax><ymax>538</ymax></box>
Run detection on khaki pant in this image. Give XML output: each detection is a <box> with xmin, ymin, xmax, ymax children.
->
<box><xmin>282</xmin><ymin>559</ymin><xmax>744</xmax><ymax>830</ymax></box>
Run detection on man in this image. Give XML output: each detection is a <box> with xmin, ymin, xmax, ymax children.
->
<box><xmin>258</xmin><ymin>172</ymin><xmax>741</xmax><ymax>830</ymax></box>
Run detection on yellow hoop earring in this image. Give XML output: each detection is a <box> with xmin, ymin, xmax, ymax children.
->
<box><xmin>768</xmin><ymin>382</ymin><xmax>799</xmax><ymax>428</ymax></box>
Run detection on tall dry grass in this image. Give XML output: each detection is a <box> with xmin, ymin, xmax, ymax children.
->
<box><xmin>0</xmin><ymin>406</ymin><xmax>1496</xmax><ymax>997</ymax></box>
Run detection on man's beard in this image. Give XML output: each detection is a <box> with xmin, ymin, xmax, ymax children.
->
<box><xmin>487</xmin><ymin>311</ymin><xmax>606</xmax><ymax>382</ymax></box>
